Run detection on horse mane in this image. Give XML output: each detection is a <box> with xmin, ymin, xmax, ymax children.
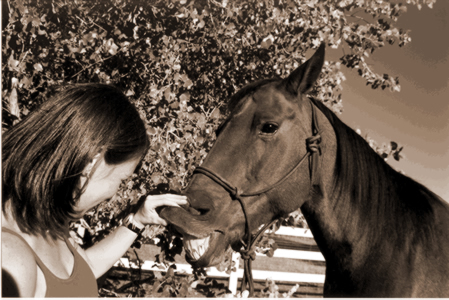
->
<box><xmin>310</xmin><ymin>97</ymin><xmax>445</xmax><ymax>250</ymax></box>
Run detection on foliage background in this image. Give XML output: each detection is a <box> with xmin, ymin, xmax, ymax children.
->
<box><xmin>2</xmin><ymin>0</ymin><xmax>435</xmax><ymax>296</ymax></box>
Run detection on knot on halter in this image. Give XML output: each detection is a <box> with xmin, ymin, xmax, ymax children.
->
<box><xmin>240</xmin><ymin>248</ymin><xmax>257</xmax><ymax>261</ymax></box>
<box><xmin>231</xmin><ymin>187</ymin><xmax>242</xmax><ymax>200</ymax></box>
<box><xmin>306</xmin><ymin>134</ymin><xmax>321</xmax><ymax>155</ymax></box>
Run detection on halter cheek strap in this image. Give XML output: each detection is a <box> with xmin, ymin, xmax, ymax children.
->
<box><xmin>308</xmin><ymin>100</ymin><xmax>322</xmax><ymax>191</ymax></box>
<box><xmin>193</xmin><ymin>101</ymin><xmax>322</xmax><ymax>296</ymax></box>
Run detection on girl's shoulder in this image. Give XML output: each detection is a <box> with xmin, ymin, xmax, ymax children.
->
<box><xmin>2</xmin><ymin>229</ymin><xmax>38</xmax><ymax>297</ymax></box>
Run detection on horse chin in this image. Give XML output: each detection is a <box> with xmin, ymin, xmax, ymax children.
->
<box><xmin>183</xmin><ymin>231</ymin><xmax>231</xmax><ymax>267</ymax></box>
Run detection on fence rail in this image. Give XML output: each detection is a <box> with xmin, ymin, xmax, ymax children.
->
<box><xmin>115</xmin><ymin>226</ymin><xmax>325</xmax><ymax>297</ymax></box>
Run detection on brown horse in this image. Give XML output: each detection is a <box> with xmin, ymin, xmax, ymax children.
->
<box><xmin>160</xmin><ymin>45</ymin><xmax>449</xmax><ymax>297</ymax></box>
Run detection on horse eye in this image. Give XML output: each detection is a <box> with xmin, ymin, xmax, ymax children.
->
<box><xmin>260</xmin><ymin>123</ymin><xmax>279</xmax><ymax>134</ymax></box>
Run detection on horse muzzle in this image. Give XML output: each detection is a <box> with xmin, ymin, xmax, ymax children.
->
<box><xmin>183</xmin><ymin>231</ymin><xmax>233</xmax><ymax>267</ymax></box>
<box><xmin>159</xmin><ymin>199</ymin><xmax>244</xmax><ymax>267</ymax></box>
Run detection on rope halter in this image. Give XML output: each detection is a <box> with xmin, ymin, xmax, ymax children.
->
<box><xmin>192</xmin><ymin>101</ymin><xmax>322</xmax><ymax>296</ymax></box>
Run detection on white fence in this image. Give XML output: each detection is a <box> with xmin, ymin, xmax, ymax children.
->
<box><xmin>115</xmin><ymin>226</ymin><xmax>325</xmax><ymax>297</ymax></box>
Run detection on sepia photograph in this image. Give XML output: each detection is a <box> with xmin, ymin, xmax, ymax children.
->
<box><xmin>2</xmin><ymin>0</ymin><xmax>448</xmax><ymax>297</ymax></box>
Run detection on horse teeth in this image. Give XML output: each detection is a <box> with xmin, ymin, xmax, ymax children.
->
<box><xmin>183</xmin><ymin>236</ymin><xmax>211</xmax><ymax>260</ymax></box>
<box><xmin>192</xmin><ymin>249</ymin><xmax>200</xmax><ymax>260</ymax></box>
<box><xmin>194</xmin><ymin>239</ymin><xmax>200</xmax><ymax>248</ymax></box>
<box><xmin>198</xmin><ymin>245</ymin><xmax>205</xmax><ymax>257</ymax></box>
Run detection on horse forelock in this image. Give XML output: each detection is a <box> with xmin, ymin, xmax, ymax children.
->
<box><xmin>310</xmin><ymin>98</ymin><xmax>444</xmax><ymax>251</ymax></box>
<box><xmin>228</xmin><ymin>78</ymin><xmax>281</xmax><ymax>114</ymax></box>
<box><xmin>215</xmin><ymin>78</ymin><xmax>282</xmax><ymax>137</ymax></box>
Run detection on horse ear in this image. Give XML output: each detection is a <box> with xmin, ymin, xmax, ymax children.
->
<box><xmin>284</xmin><ymin>43</ymin><xmax>325</xmax><ymax>96</ymax></box>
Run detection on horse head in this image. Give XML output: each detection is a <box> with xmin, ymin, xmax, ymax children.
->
<box><xmin>159</xmin><ymin>44</ymin><xmax>335</xmax><ymax>268</ymax></box>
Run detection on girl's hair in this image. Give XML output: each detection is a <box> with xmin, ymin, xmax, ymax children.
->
<box><xmin>2</xmin><ymin>83</ymin><xmax>149</xmax><ymax>239</ymax></box>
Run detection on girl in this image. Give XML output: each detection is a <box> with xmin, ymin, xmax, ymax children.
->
<box><xmin>2</xmin><ymin>84</ymin><xmax>187</xmax><ymax>297</ymax></box>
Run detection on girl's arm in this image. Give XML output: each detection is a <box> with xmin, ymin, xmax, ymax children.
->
<box><xmin>82</xmin><ymin>194</ymin><xmax>187</xmax><ymax>278</ymax></box>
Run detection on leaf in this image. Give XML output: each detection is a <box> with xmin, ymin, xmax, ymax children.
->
<box><xmin>260</xmin><ymin>37</ymin><xmax>272</xmax><ymax>49</ymax></box>
<box><xmin>210</xmin><ymin>108</ymin><xmax>221</xmax><ymax>119</ymax></box>
<box><xmin>390</xmin><ymin>141</ymin><xmax>398</xmax><ymax>151</ymax></box>
<box><xmin>164</xmin><ymin>87</ymin><xmax>172</xmax><ymax>102</ymax></box>
<box><xmin>178</xmin><ymin>283</ymin><xmax>189</xmax><ymax>297</ymax></box>
<box><xmin>149</xmin><ymin>87</ymin><xmax>159</xmax><ymax>98</ymax></box>
<box><xmin>183</xmin><ymin>79</ymin><xmax>193</xmax><ymax>88</ymax></box>
<box><xmin>147</xmin><ymin>126</ymin><xmax>157</xmax><ymax>135</ymax></box>
<box><xmin>190</xmin><ymin>280</ymin><xmax>200</xmax><ymax>288</ymax></box>
<box><xmin>179</xmin><ymin>93</ymin><xmax>190</xmax><ymax>102</ymax></box>
<box><xmin>167</xmin><ymin>266</ymin><xmax>175</xmax><ymax>277</ymax></box>
<box><xmin>8</xmin><ymin>55</ymin><xmax>19</xmax><ymax>69</ymax></box>
<box><xmin>69</xmin><ymin>230</ymin><xmax>83</xmax><ymax>245</ymax></box>
<box><xmin>152</xmin><ymin>279</ymin><xmax>162</xmax><ymax>294</ymax></box>
<box><xmin>170</xmin><ymin>101</ymin><xmax>179</xmax><ymax>109</ymax></box>
<box><xmin>77</xmin><ymin>226</ymin><xmax>85</xmax><ymax>238</ymax></box>
<box><xmin>31</xmin><ymin>16</ymin><xmax>41</xmax><ymax>27</ymax></box>
<box><xmin>34</xmin><ymin>63</ymin><xmax>43</xmax><ymax>72</ymax></box>
<box><xmin>174</xmin><ymin>73</ymin><xmax>180</xmax><ymax>83</ymax></box>
<box><xmin>9</xmin><ymin>87</ymin><xmax>20</xmax><ymax>119</ymax></box>
<box><xmin>19</xmin><ymin>76</ymin><xmax>32</xmax><ymax>88</ymax></box>
<box><xmin>196</xmin><ymin>136</ymin><xmax>204</xmax><ymax>145</ymax></box>
<box><xmin>393</xmin><ymin>146</ymin><xmax>404</xmax><ymax>161</ymax></box>
<box><xmin>108</xmin><ymin>42</ymin><xmax>119</xmax><ymax>55</ymax></box>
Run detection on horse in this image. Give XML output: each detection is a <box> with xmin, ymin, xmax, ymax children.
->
<box><xmin>159</xmin><ymin>44</ymin><xmax>449</xmax><ymax>297</ymax></box>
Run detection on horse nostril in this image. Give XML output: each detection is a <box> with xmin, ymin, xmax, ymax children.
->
<box><xmin>197</xmin><ymin>208</ymin><xmax>209</xmax><ymax>215</ymax></box>
<box><xmin>182</xmin><ymin>205</ymin><xmax>209</xmax><ymax>216</ymax></box>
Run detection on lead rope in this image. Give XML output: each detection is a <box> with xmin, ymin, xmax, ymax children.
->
<box><xmin>193</xmin><ymin>102</ymin><xmax>322</xmax><ymax>297</ymax></box>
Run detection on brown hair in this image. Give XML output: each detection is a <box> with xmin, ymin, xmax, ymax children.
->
<box><xmin>2</xmin><ymin>83</ymin><xmax>149</xmax><ymax>239</ymax></box>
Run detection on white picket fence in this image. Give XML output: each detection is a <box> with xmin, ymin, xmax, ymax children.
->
<box><xmin>115</xmin><ymin>226</ymin><xmax>325</xmax><ymax>296</ymax></box>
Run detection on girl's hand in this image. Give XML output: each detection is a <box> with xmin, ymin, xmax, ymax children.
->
<box><xmin>133</xmin><ymin>194</ymin><xmax>188</xmax><ymax>226</ymax></box>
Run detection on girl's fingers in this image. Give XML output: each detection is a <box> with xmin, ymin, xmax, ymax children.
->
<box><xmin>158</xmin><ymin>219</ymin><xmax>168</xmax><ymax>226</ymax></box>
<box><xmin>146</xmin><ymin>193</ymin><xmax>187</xmax><ymax>199</ymax></box>
<box><xmin>135</xmin><ymin>194</ymin><xmax>189</xmax><ymax>226</ymax></box>
<box><xmin>145</xmin><ymin>194</ymin><xmax>188</xmax><ymax>206</ymax></box>
<box><xmin>149</xmin><ymin>200</ymin><xmax>188</xmax><ymax>208</ymax></box>
<box><xmin>143</xmin><ymin>195</ymin><xmax>188</xmax><ymax>216</ymax></box>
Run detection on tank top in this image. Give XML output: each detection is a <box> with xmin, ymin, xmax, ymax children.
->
<box><xmin>2</xmin><ymin>227</ymin><xmax>98</xmax><ymax>297</ymax></box>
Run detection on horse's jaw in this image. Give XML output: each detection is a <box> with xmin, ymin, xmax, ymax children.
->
<box><xmin>183</xmin><ymin>231</ymin><xmax>233</xmax><ymax>267</ymax></box>
<box><xmin>159</xmin><ymin>205</ymin><xmax>243</xmax><ymax>267</ymax></box>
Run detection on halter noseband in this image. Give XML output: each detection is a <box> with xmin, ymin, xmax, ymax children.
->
<box><xmin>193</xmin><ymin>101</ymin><xmax>322</xmax><ymax>296</ymax></box>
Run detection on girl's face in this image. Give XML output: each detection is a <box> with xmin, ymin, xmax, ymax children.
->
<box><xmin>74</xmin><ymin>156</ymin><xmax>140</xmax><ymax>216</ymax></box>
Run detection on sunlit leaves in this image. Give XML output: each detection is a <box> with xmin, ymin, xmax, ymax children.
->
<box><xmin>356</xmin><ymin>128</ymin><xmax>405</xmax><ymax>162</ymax></box>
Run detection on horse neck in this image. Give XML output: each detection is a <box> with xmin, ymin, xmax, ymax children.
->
<box><xmin>300</xmin><ymin>100</ymin><xmax>403</xmax><ymax>267</ymax></box>
<box><xmin>301</xmin><ymin>100</ymin><xmax>448</xmax><ymax>272</ymax></box>
<box><xmin>298</xmin><ymin>101</ymin><xmax>352</xmax><ymax>260</ymax></box>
